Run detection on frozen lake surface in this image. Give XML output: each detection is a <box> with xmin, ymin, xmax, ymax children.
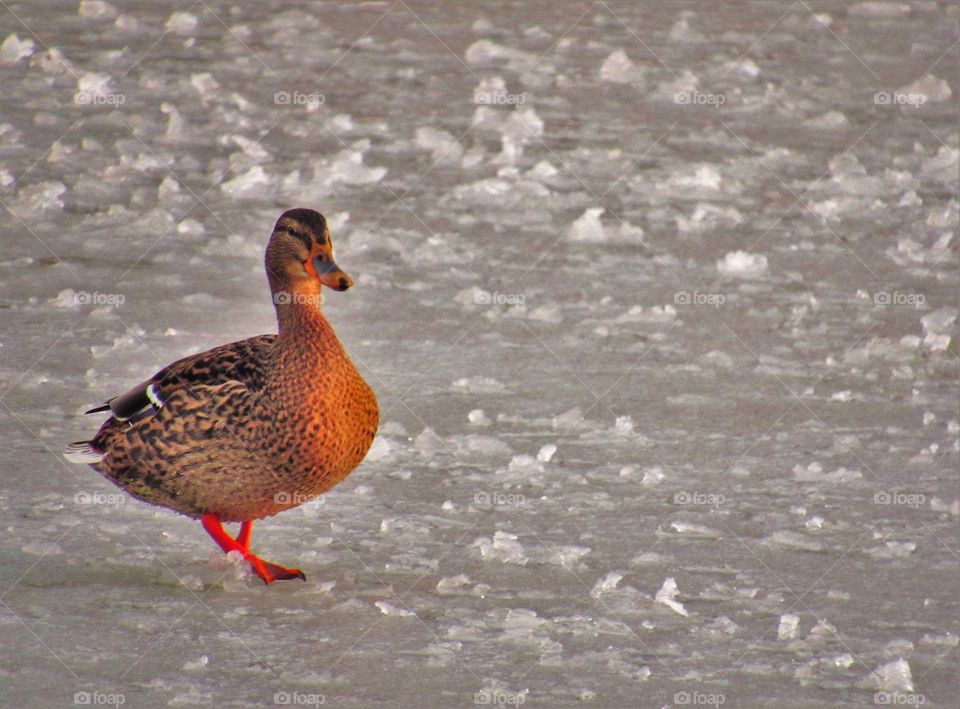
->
<box><xmin>1</xmin><ymin>1</ymin><xmax>958</xmax><ymax>707</ymax></box>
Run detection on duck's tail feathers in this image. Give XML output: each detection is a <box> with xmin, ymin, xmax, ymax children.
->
<box><xmin>84</xmin><ymin>403</ymin><xmax>111</xmax><ymax>415</ymax></box>
<box><xmin>63</xmin><ymin>441</ymin><xmax>104</xmax><ymax>465</ymax></box>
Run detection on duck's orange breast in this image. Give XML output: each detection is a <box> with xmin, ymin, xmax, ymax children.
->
<box><xmin>300</xmin><ymin>365</ymin><xmax>379</xmax><ymax>484</ymax></box>
<box><xmin>261</xmin><ymin>315</ymin><xmax>379</xmax><ymax>501</ymax></box>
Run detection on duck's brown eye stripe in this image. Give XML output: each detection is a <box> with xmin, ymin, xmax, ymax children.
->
<box><xmin>284</xmin><ymin>226</ymin><xmax>313</xmax><ymax>251</ymax></box>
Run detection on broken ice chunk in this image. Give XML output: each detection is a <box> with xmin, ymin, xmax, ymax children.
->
<box><xmin>589</xmin><ymin>571</ymin><xmax>623</xmax><ymax>598</ymax></box>
<box><xmin>655</xmin><ymin>577</ymin><xmax>688</xmax><ymax>616</ymax></box>
<box><xmin>865</xmin><ymin>657</ymin><xmax>914</xmax><ymax>693</ymax></box>
<box><xmin>778</xmin><ymin>613</ymin><xmax>800</xmax><ymax>640</ymax></box>
<box><xmin>375</xmin><ymin>601</ymin><xmax>416</xmax><ymax>617</ymax></box>
<box><xmin>717</xmin><ymin>250</ymin><xmax>768</xmax><ymax>278</ymax></box>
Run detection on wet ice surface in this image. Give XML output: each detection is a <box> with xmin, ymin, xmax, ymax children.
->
<box><xmin>1</xmin><ymin>1</ymin><xmax>958</xmax><ymax>707</ymax></box>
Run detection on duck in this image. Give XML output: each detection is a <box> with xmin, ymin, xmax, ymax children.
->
<box><xmin>64</xmin><ymin>208</ymin><xmax>379</xmax><ymax>584</ymax></box>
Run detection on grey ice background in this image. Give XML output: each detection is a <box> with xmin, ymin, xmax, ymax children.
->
<box><xmin>0</xmin><ymin>1</ymin><xmax>958</xmax><ymax>708</ymax></box>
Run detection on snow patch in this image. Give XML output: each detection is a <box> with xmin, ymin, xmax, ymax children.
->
<box><xmin>414</xmin><ymin>127</ymin><xmax>463</xmax><ymax>165</ymax></box>
<box><xmin>568</xmin><ymin>207</ymin><xmax>644</xmax><ymax>243</ymax></box>
<box><xmin>0</xmin><ymin>34</ymin><xmax>34</xmax><ymax>64</ymax></box>
<box><xmin>600</xmin><ymin>49</ymin><xmax>644</xmax><ymax>84</ymax></box>
<box><xmin>465</xmin><ymin>39</ymin><xmax>536</xmax><ymax>72</ymax></box>
<box><xmin>717</xmin><ymin>250</ymin><xmax>768</xmax><ymax>278</ymax></box>
<box><xmin>452</xmin><ymin>376</ymin><xmax>508</xmax><ymax>394</ymax></box>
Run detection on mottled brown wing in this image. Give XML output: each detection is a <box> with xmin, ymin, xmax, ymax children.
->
<box><xmin>91</xmin><ymin>378</ymin><xmax>279</xmax><ymax>520</ymax></box>
<box><xmin>88</xmin><ymin>335</ymin><xmax>277</xmax><ymax>420</ymax></box>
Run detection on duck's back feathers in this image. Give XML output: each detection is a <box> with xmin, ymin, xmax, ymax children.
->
<box><xmin>68</xmin><ymin>335</ymin><xmax>281</xmax><ymax>519</ymax></box>
<box><xmin>153</xmin><ymin>334</ymin><xmax>277</xmax><ymax>392</ymax></box>
<box><xmin>93</xmin><ymin>377</ymin><xmax>274</xmax><ymax>519</ymax></box>
<box><xmin>85</xmin><ymin>334</ymin><xmax>277</xmax><ymax>421</ymax></box>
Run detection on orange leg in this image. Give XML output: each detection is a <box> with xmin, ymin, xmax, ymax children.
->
<box><xmin>234</xmin><ymin>520</ymin><xmax>252</xmax><ymax>550</ymax></box>
<box><xmin>200</xmin><ymin>514</ymin><xmax>305</xmax><ymax>585</ymax></box>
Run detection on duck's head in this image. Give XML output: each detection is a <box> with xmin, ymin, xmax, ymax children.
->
<box><xmin>265</xmin><ymin>208</ymin><xmax>352</xmax><ymax>300</ymax></box>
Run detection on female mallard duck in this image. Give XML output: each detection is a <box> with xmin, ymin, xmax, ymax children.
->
<box><xmin>64</xmin><ymin>208</ymin><xmax>379</xmax><ymax>584</ymax></box>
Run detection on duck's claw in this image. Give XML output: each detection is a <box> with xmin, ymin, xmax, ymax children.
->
<box><xmin>248</xmin><ymin>555</ymin><xmax>306</xmax><ymax>585</ymax></box>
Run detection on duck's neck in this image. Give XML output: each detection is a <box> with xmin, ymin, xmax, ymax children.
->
<box><xmin>272</xmin><ymin>282</ymin><xmax>344</xmax><ymax>361</ymax></box>
<box><xmin>277</xmin><ymin>301</ymin><xmax>323</xmax><ymax>339</ymax></box>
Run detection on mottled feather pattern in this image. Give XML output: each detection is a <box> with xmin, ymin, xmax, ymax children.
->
<box><xmin>78</xmin><ymin>210</ymin><xmax>378</xmax><ymax>524</ymax></box>
<box><xmin>153</xmin><ymin>335</ymin><xmax>277</xmax><ymax>393</ymax></box>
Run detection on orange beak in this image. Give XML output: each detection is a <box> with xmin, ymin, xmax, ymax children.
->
<box><xmin>309</xmin><ymin>253</ymin><xmax>352</xmax><ymax>291</ymax></box>
<box><xmin>319</xmin><ymin>267</ymin><xmax>352</xmax><ymax>291</ymax></box>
